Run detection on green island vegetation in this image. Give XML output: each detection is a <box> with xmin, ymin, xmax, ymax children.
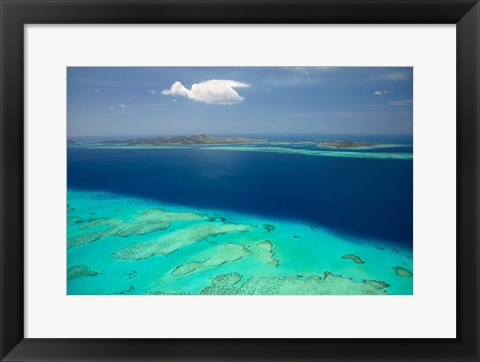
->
<box><xmin>101</xmin><ymin>134</ymin><xmax>267</xmax><ymax>146</ymax></box>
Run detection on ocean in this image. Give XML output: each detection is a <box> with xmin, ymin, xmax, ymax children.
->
<box><xmin>67</xmin><ymin>134</ymin><xmax>413</xmax><ymax>295</ymax></box>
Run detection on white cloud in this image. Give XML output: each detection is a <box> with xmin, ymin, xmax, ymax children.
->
<box><xmin>292</xmin><ymin>67</ymin><xmax>310</xmax><ymax>75</ymax></box>
<box><xmin>162</xmin><ymin>79</ymin><xmax>250</xmax><ymax>105</ymax></box>
<box><xmin>148</xmin><ymin>89</ymin><xmax>158</xmax><ymax>95</ymax></box>
<box><xmin>387</xmin><ymin>99</ymin><xmax>413</xmax><ymax>106</ymax></box>
<box><xmin>134</xmin><ymin>103</ymin><xmax>164</xmax><ymax>108</ymax></box>
<box><xmin>109</xmin><ymin>111</ymin><xmax>133</xmax><ymax>116</ymax></box>
<box><xmin>373</xmin><ymin>90</ymin><xmax>393</xmax><ymax>96</ymax></box>
<box><xmin>382</xmin><ymin>71</ymin><xmax>410</xmax><ymax>81</ymax></box>
<box><xmin>131</xmin><ymin>94</ymin><xmax>136</xmax><ymax>98</ymax></box>
<box><xmin>109</xmin><ymin>104</ymin><xmax>127</xmax><ymax>110</ymax></box>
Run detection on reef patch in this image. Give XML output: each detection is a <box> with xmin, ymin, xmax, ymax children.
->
<box><xmin>394</xmin><ymin>266</ymin><xmax>413</xmax><ymax>277</ymax></box>
<box><xmin>115</xmin><ymin>220</ymin><xmax>170</xmax><ymax>237</ymax></box>
<box><xmin>255</xmin><ymin>240</ymin><xmax>279</xmax><ymax>267</ymax></box>
<box><xmin>68</xmin><ymin>208</ymin><xmax>211</xmax><ymax>249</ymax></box>
<box><xmin>134</xmin><ymin>208</ymin><xmax>206</xmax><ymax>223</ymax></box>
<box><xmin>112</xmin><ymin>223</ymin><xmax>253</xmax><ymax>260</ymax></box>
<box><xmin>201</xmin><ymin>271</ymin><xmax>390</xmax><ymax>295</ymax></box>
<box><xmin>67</xmin><ymin>215</ymin><xmax>83</xmax><ymax>224</ymax></box>
<box><xmin>263</xmin><ymin>224</ymin><xmax>276</xmax><ymax>233</ymax></box>
<box><xmin>68</xmin><ymin>229</ymin><xmax>116</xmax><ymax>248</ymax></box>
<box><xmin>342</xmin><ymin>254</ymin><xmax>365</xmax><ymax>264</ymax></box>
<box><xmin>171</xmin><ymin>243</ymin><xmax>251</xmax><ymax>276</ymax></box>
<box><xmin>67</xmin><ymin>265</ymin><xmax>99</xmax><ymax>280</ymax></box>
<box><xmin>211</xmin><ymin>272</ymin><xmax>242</xmax><ymax>287</ymax></box>
<box><xmin>78</xmin><ymin>218</ymin><xmax>123</xmax><ymax>230</ymax></box>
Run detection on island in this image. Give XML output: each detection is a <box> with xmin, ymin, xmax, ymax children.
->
<box><xmin>314</xmin><ymin>140</ymin><xmax>381</xmax><ymax>149</ymax></box>
<box><xmin>102</xmin><ymin>134</ymin><xmax>268</xmax><ymax>146</ymax></box>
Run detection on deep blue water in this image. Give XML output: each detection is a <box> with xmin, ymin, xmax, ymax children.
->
<box><xmin>67</xmin><ymin>142</ymin><xmax>413</xmax><ymax>247</ymax></box>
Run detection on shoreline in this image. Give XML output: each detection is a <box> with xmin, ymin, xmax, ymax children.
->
<box><xmin>68</xmin><ymin>142</ymin><xmax>413</xmax><ymax>160</ymax></box>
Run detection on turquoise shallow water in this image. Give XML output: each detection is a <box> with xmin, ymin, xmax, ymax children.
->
<box><xmin>67</xmin><ymin>190</ymin><xmax>413</xmax><ymax>295</ymax></box>
<box><xmin>78</xmin><ymin>142</ymin><xmax>413</xmax><ymax>160</ymax></box>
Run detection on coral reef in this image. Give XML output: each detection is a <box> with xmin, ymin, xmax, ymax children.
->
<box><xmin>263</xmin><ymin>224</ymin><xmax>276</xmax><ymax>233</ymax></box>
<box><xmin>112</xmin><ymin>223</ymin><xmax>253</xmax><ymax>260</ymax></box>
<box><xmin>78</xmin><ymin>218</ymin><xmax>124</xmax><ymax>230</ymax></box>
<box><xmin>171</xmin><ymin>243</ymin><xmax>251</xmax><ymax>276</ymax></box>
<box><xmin>134</xmin><ymin>208</ymin><xmax>206</xmax><ymax>223</ymax></box>
<box><xmin>68</xmin><ymin>229</ymin><xmax>115</xmax><ymax>248</ymax></box>
<box><xmin>115</xmin><ymin>220</ymin><xmax>170</xmax><ymax>237</ymax></box>
<box><xmin>68</xmin><ymin>208</ymin><xmax>210</xmax><ymax>249</ymax></box>
<box><xmin>201</xmin><ymin>271</ymin><xmax>390</xmax><ymax>295</ymax></box>
<box><xmin>67</xmin><ymin>215</ymin><xmax>82</xmax><ymax>224</ymax></box>
<box><xmin>211</xmin><ymin>272</ymin><xmax>242</xmax><ymax>287</ymax></box>
<box><xmin>393</xmin><ymin>266</ymin><xmax>413</xmax><ymax>277</ymax></box>
<box><xmin>255</xmin><ymin>240</ymin><xmax>279</xmax><ymax>267</ymax></box>
<box><xmin>201</xmin><ymin>145</ymin><xmax>413</xmax><ymax>160</ymax></box>
<box><xmin>341</xmin><ymin>254</ymin><xmax>365</xmax><ymax>264</ymax></box>
<box><xmin>67</xmin><ymin>265</ymin><xmax>99</xmax><ymax>280</ymax></box>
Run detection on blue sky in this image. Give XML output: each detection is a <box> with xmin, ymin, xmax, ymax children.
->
<box><xmin>67</xmin><ymin>67</ymin><xmax>413</xmax><ymax>138</ymax></box>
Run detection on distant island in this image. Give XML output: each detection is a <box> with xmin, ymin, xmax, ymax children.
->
<box><xmin>76</xmin><ymin>135</ymin><xmax>387</xmax><ymax>150</ymax></box>
<box><xmin>102</xmin><ymin>134</ymin><xmax>268</xmax><ymax>146</ymax></box>
<box><xmin>314</xmin><ymin>140</ymin><xmax>381</xmax><ymax>149</ymax></box>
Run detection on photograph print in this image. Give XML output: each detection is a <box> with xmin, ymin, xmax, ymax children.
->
<box><xmin>67</xmin><ymin>67</ymin><xmax>413</xmax><ymax>295</ymax></box>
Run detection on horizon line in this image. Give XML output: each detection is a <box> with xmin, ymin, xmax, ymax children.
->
<box><xmin>68</xmin><ymin>132</ymin><xmax>414</xmax><ymax>139</ymax></box>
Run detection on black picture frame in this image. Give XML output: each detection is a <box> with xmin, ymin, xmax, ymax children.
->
<box><xmin>1</xmin><ymin>1</ymin><xmax>479</xmax><ymax>361</ymax></box>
